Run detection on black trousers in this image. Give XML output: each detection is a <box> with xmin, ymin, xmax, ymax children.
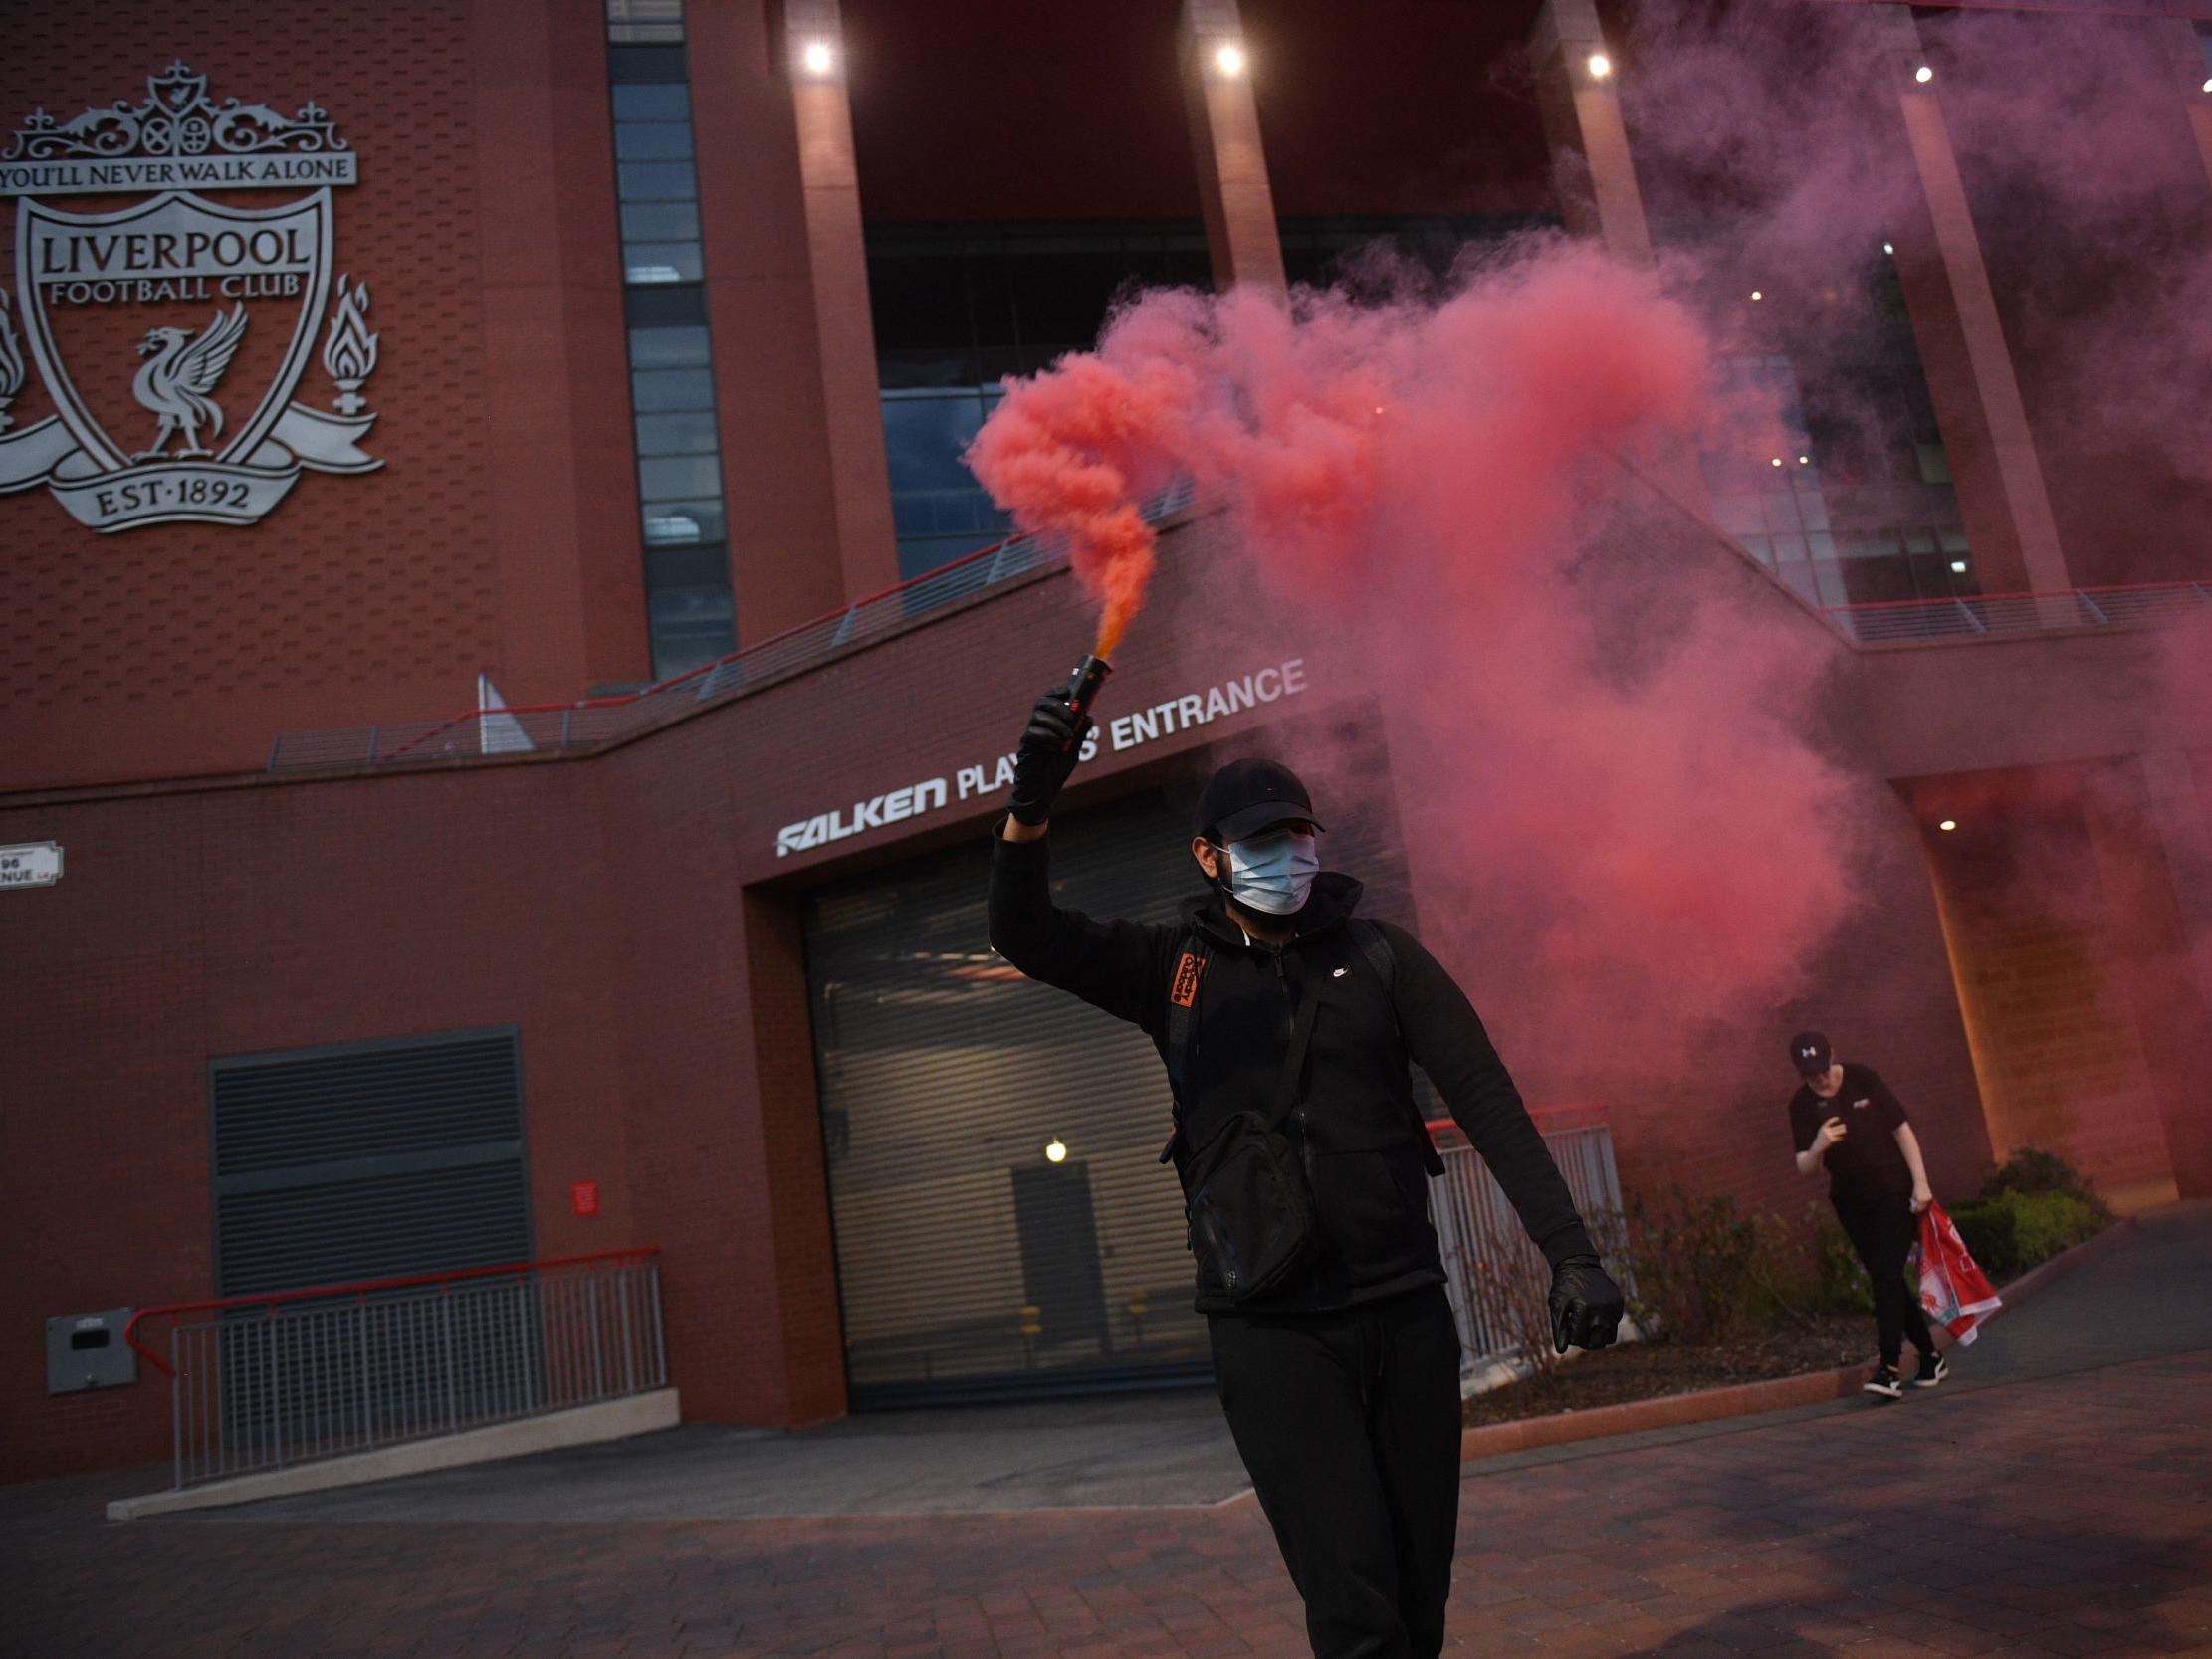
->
<box><xmin>1837</xmin><ymin>1196</ymin><xmax>1936</xmax><ymax>1367</ymax></box>
<box><xmin>1208</xmin><ymin>1284</ymin><xmax>1464</xmax><ymax>1659</ymax></box>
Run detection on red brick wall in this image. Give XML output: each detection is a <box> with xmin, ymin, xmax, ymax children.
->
<box><xmin>0</xmin><ymin>0</ymin><xmax>648</xmax><ymax>793</ymax></box>
<box><xmin>0</xmin><ymin>511</ymin><xmax>2013</xmax><ymax>1482</ymax></box>
<box><xmin>1913</xmin><ymin>767</ymin><xmax>2182</xmax><ymax>1212</ymax></box>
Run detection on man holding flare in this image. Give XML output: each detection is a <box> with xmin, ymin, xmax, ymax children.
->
<box><xmin>988</xmin><ymin>674</ymin><xmax>1625</xmax><ymax>1659</ymax></box>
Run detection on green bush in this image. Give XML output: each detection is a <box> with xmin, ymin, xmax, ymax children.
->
<box><xmin>1948</xmin><ymin>1189</ymin><xmax>2103</xmax><ymax>1279</ymax></box>
<box><xmin>1623</xmin><ymin>1192</ymin><xmax>1785</xmax><ymax>1342</ymax></box>
<box><xmin>1978</xmin><ymin>1147</ymin><xmax>2112</xmax><ymax>1222</ymax></box>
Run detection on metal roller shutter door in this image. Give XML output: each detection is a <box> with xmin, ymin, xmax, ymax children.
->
<box><xmin>806</xmin><ymin>749</ymin><xmax>1418</xmax><ymax>1406</ymax></box>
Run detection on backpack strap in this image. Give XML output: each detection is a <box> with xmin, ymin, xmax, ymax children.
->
<box><xmin>1158</xmin><ymin>930</ymin><xmax>1210</xmax><ymax>1165</ymax></box>
<box><xmin>1351</xmin><ymin>919</ymin><xmax>1445</xmax><ymax>1177</ymax></box>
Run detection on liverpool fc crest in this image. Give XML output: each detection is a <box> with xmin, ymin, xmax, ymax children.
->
<box><xmin>0</xmin><ymin>64</ymin><xmax>382</xmax><ymax>531</ymax></box>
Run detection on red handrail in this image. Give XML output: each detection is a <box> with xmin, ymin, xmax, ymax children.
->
<box><xmin>381</xmin><ymin>528</ymin><xmax>1045</xmax><ymax>762</ymax></box>
<box><xmin>1819</xmin><ymin>578</ymin><xmax>2205</xmax><ymax>614</ymax></box>
<box><xmin>1425</xmin><ymin>1102</ymin><xmax>1608</xmax><ymax>1140</ymax></box>
<box><xmin>122</xmin><ymin>1247</ymin><xmax>661</xmax><ymax>1377</ymax></box>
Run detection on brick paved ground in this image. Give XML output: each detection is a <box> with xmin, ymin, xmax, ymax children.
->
<box><xmin>6</xmin><ymin>1205</ymin><xmax>2209</xmax><ymax>1658</ymax></box>
<box><xmin>2</xmin><ymin>1345</ymin><xmax>2205</xmax><ymax>1657</ymax></box>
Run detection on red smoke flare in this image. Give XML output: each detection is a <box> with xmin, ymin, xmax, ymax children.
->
<box><xmin>966</xmin><ymin>240</ymin><xmax>1857</xmax><ymax>1074</ymax></box>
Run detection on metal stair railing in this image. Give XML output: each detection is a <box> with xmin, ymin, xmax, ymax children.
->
<box><xmin>124</xmin><ymin>1248</ymin><xmax>665</xmax><ymax>1492</ymax></box>
<box><xmin>1425</xmin><ymin>1105</ymin><xmax>1631</xmax><ymax>1366</ymax></box>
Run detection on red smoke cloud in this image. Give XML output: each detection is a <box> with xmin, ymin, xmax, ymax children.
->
<box><xmin>966</xmin><ymin>1</ymin><xmax>2212</xmax><ymax>1087</ymax></box>
<box><xmin>969</xmin><ymin>239</ymin><xmax>1861</xmax><ymax>1074</ymax></box>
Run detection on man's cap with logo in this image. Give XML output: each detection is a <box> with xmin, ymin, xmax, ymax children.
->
<box><xmin>1197</xmin><ymin>758</ymin><xmax>1324</xmax><ymax>844</ymax></box>
<box><xmin>1789</xmin><ymin>1030</ymin><xmax>1833</xmax><ymax>1078</ymax></box>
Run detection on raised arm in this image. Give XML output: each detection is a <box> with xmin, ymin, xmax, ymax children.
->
<box><xmin>989</xmin><ymin>828</ymin><xmax>1166</xmax><ymax>1032</ymax></box>
<box><xmin>985</xmin><ymin>688</ymin><xmax>1167</xmax><ymax>1033</ymax></box>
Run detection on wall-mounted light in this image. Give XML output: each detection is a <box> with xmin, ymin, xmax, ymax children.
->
<box><xmin>1587</xmin><ymin>53</ymin><xmax>1613</xmax><ymax>80</ymax></box>
<box><xmin>1950</xmin><ymin>558</ymin><xmax>1969</xmax><ymax>574</ymax></box>
<box><xmin>799</xmin><ymin>39</ymin><xmax>836</xmax><ymax>77</ymax></box>
<box><xmin>1045</xmin><ymin>1138</ymin><xmax>1068</xmax><ymax>1163</ymax></box>
<box><xmin>1937</xmin><ymin>819</ymin><xmax>1958</xmax><ymax>832</ymax></box>
<box><xmin>1914</xmin><ymin>64</ymin><xmax>1934</xmax><ymax>84</ymax></box>
<box><xmin>1216</xmin><ymin>42</ymin><xmax>1247</xmax><ymax>78</ymax></box>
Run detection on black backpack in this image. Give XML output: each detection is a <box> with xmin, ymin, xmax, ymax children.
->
<box><xmin>1158</xmin><ymin>920</ymin><xmax>1442</xmax><ymax>1302</ymax></box>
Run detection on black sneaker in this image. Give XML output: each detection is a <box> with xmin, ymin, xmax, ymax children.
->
<box><xmin>1863</xmin><ymin>1364</ymin><xmax>1904</xmax><ymax>1399</ymax></box>
<box><xmin>1912</xmin><ymin>1351</ymin><xmax>1948</xmax><ymax>1388</ymax></box>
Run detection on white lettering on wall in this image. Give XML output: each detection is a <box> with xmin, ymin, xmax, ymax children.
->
<box><xmin>774</xmin><ymin>659</ymin><xmax>1309</xmax><ymax>857</ymax></box>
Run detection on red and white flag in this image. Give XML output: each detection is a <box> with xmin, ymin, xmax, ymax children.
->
<box><xmin>1915</xmin><ymin>1200</ymin><xmax>2002</xmax><ymax>1345</ymax></box>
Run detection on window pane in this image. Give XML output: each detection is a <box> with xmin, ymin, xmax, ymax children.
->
<box><xmin>624</xmin><ymin>241</ymin><xmax>703</xmax><ymax>284</ymax></box>
<box><xmin>612</xmin><ymin>84</ymin><xmax>690</xmax><ymax>121</ymax></box>
<box><xmin>606</xmin><ymin>0</ymin><xmax>684</xmax><ymax>43</ymax></box>
<box><xmin>629</xmin><ymin>325</ymin><xmax>711</xmax><ymax>368</ymax></box>
<box><xmin>648</xmin><ymin>586</ymin><xmax>736</xmax><ymax>680</ymax></box>
<box><xmin>635</xmin><ymin>411</ymin><xmax>719</xmax><ymax>455</ymax></box>
<box><xmin>639</xmin><ymin>455</ymin><xmax>723</xmax><ymax>499</ymax></box>
<box><xmin>642</xmin><ymin>498</ymin><xmax>727</xmax><ymax>545</ymax></box>
<box><xmin>621</xmin><ymin>201</ymin><xmax>700</xmax><ymax>242</ymax></box>
<box><xmin>630</xmin><ymin>367</ymin><xmax>715</xmax><ymax>411</ymax></box>
<box><xmin>615</xmin><ymin>121</ymin><xmax>694</xmax><ymax>161</ymax></box>
<box><xmin>618</xmin><ymin>161</ymin><xmax>697</xmax><ymax>201</ymax></box>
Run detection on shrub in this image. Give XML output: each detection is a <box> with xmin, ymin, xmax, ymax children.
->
<box><xmin>1978</xmin><ymin>1147</ymin><xmax>2112</xmax><ymax>1222</ymax></box>
<box><xmin>1948</xmin><ymin>1189</ymin><xmax>2102</xmax><ymax>1279</ymax></box>
<box><xmin>1622</xmin><ymin>1191</ymin><xmax>1786</xmax><ymax>1343</ymax></box>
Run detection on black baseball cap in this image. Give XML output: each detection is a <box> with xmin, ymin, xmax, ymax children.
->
<box><xmin>1788</xmin><ymin>1031</ymin><xmax>1833</xmax><ymax>1077</ymax></box>
<box><xmin>1197</xmin><ymin>758</ymin><xmax>1324</xmax><ymax>844</ymax></box>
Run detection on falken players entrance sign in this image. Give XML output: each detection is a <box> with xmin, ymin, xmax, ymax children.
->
<box><xmin>0</xmin><ymin>63</ymin><xmax>383</xmax><ymax>532</ymax></box>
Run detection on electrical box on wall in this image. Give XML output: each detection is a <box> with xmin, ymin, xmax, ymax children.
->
<box><xmin>46</xmin><ymin>1309</ymin><xmax>136</xmax><ymax>1394</ymax></box>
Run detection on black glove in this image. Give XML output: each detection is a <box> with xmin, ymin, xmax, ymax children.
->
<box><xmin>1548</xmin><ymin>1254</ymin><xmax>1625</xmax><ymax>1354</ymax></box>
<box><xmin>1007</xmin><ymin>689</ymin><xmax>1091</xmax><ymax>826</ymax></box>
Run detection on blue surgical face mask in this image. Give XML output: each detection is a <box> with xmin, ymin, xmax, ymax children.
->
<box><xmin>1222</xmin><ymin>829</ymin><xmax>1319</xmax><ymax>916</ymax></box>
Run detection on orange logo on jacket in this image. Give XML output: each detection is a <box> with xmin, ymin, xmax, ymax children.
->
<box><xmin>1170</xmin><ymin>951</ymin><xmax>1207</xmax><ymax>1008</ymax></box>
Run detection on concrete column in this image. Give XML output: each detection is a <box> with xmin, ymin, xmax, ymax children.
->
<box><xmin>2150</xmin><ymin>18</ymin><xmax>2212</xmax><ymax>197</ymax></box>
<box><xmin>783</xmin><ymin>0</ymin><xmax>903</xmax><ymax>603</ymax></box>
<box><xmin>1529</xmin><ymin>1</ymin><xmax>1708</xmax><ymax>520</ymax></box>
<box><xmin>1179</xmin><ymin>0</ymin><xmax>1286</xmax><ymax>293</ymax></box>
<box><xmin>1866</xmin><ymin>5</ymin><xmax>2074</xmax><ymax>610</ymax></box>
<box><xmin>2117</xmin><ymin>751</ymin><xmax>2212</xmax><ymax>1198</ymax></box>
<box><xmin>1530</xmin><ymin>0</ymin><xmax>1657</xmax><ymax>270</ymax></box>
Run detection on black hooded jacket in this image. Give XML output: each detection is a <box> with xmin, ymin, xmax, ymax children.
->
<box><xmin>988</xmin><ymin>830</ymin><xmax>1598</xmax><ymax>1314</ymax></box>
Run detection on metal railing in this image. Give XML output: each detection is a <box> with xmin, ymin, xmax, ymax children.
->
<box><xmin>1428</xmin><ymin>1105</ymin><xmax>1630</xmax><ymax>1365</ymax></box>
<box><xmin>124</xmin><ymin>1249</ymin><xmax>665</xmax><ymax>1492</ymax></box>
<box><xmin>266</xmin><ymin>479</ymin><xmax>1197</xmax><ymax>773</ymax></box>
<box><xmin>1822</xmin><ymin>579</ymin><xmax>2212</xmax><ymax>645</ymax></box>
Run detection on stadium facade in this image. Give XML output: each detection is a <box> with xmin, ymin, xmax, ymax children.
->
<box><xmin>3</xmin><ymin>0</ymin><xmax>2209</xmax><ymax>1482</ymax></box>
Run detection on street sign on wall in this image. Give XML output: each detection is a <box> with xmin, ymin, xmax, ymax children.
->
<box><xmin>0</xmin><ymin>842</ymin><xmax>62</xmax><ymax>889</ymax></box>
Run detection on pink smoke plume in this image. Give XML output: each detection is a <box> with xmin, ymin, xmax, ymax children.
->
<box><xmin>967</xmin><ymin>239</ymin><xmax>1862</xmax><ymax>1068</ymax></box>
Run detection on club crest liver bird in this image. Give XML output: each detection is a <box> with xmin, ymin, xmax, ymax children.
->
<box><xmin>131</xmin><ymin>306</ymin><xmax>250</xmax><ymax>460</ymax></box>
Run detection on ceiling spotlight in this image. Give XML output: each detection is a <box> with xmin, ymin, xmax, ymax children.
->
<box><xmin>1216</xmin><ymin>42</ymin><xmax>1246</xmax><ymax>77</ymax></box>
<box><xmin>2203</xmin><ymin>77</ymin><xmax>2212</xmax><ymax>94</ymax></box>
<box><xmin>1045</xmin><ymin>1139</ymin><xmax>1068</xmax><ymax>1163</ymax></box>
<box><xmin>1771</xmin><ymin>457</ymin><xmax>1784</xmax><ymax>467</ymax></box>
<box><xmin>1950</xmin><ymin>558</ymin><xmax>1969</xmax><ymax>574</ymax></box>
<box><xmin>1914</xmin><ymin>64</ymin><xmax>1934</xmax><ymax>84</ymax></box>
<box><xmin>1798</xmin><ymin>455</ymin><xmax>1811</xmax><ymax>465</ymax></box>
<box><xmin>1750</xmin><ymin>289</ymin><xmax>1764</xmax><ymax>301</ymax></box>
<box><xmin>1882</xmin><ymin>241</ymin><xmax>1895</xmax><ymax>255</ymax></box>
<box><xmin>1937</xmin><ymin>819</ymin><xmax>1957</xmax><ymax>832</ymax></box>
<box><xmin>1587</xmin><ymin>52</ymin><xmax>1613</xmax><ymax>80</ymax></box>
<box><xmin>800</xmin><ymin>38</ymin><xmax>834</xmax><ymax>77</ymax></box>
